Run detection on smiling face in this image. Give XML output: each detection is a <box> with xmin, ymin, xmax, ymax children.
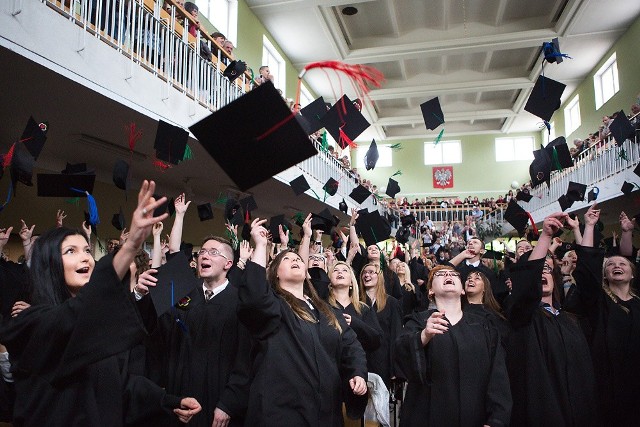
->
<box><xmin>541</xmin><ymin>258</ymin><xmax>555</xmax><ymax>297</ymax></box>
<box><xmin>367</xmin><ymin>244</ymin><xmax>380</xmax><ymax>261</ymax></box>
<box><xmin>308</xmin><ymin>254</ymin><xmax>326</xmax><ymax>270</ymax></box>
<box><xmin>465</xmin><ymin>271</ymin><xmax>485</xmax><ymax>297</ymax></box>
<box><xmin>330</xmin><ymin>263</ymin><xmax>352</xmax><ymax>289</ymax></box>
<box><xmin>361</xmin><ymin>265</ymin><xmax>380</xmax><ymax>290</ymax></box>
<box><xmin>516</xmin><ymin>240</ymin><xmax>533</xmax><ymax>258</ymax></box>
<box><xmin>428</xmin><ymin>266</ymin><xmax>463</xmax><ymax>301</ymax></box>
<box><xmin>197</xmin><ymin>239</ymin><xmax>233</xmax><ymax>282</ymax></box>
<box><xmin>61</xmin><ymin>234</ymin><xmax>95</xmax><ymax>295</ymax></box>
<box><xmin>604</xmin><ymin>256</ymin><xmax>634</xmax><ymax>285</ymax></box>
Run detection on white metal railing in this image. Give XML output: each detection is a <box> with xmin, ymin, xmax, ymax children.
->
<box><xmin>44</xmin><ymin>0</ymin><xmax>245</xmax><ymax>109</ymax></box>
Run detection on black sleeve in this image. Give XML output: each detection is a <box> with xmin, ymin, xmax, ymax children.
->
<box><xmin>349</xmin><ymin>306</ymin><xmax>383</xmax><ymax>352</ymax></box>
<box><xmin>217</xmin><ymin>323</ymin><xmax>252</xmax><ymax>418</ymax></box>
<box><xmin>237</xmin><ymin>261</ymin><xmax>282</xmax><ymax>339</ymax></box>
<box><xmin>123</xmin><ymin>372</ymin><xmax>183</xmax><ymax>425</ymax></box>
<box><xmin>573</xmin><ymin>245</ymin><xmax>606</xmax><ymax>319</ymax></box>
<box><xmin>395</xmin><ymin>311</ymin><xmax>430</xmax><ymax>384</ymax></box>
<box><xmin>505</xmin><ymin>258</ymin><xmax>544</xmax><ymax>328</ymax></box>
<box><xmin>484</xmin><ymin>327</ymin><xmax>512</xmax><ymax>427</ymax></box>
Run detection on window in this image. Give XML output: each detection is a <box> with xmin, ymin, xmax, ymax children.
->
<box><xmin>299</xmin><ymin>84</ymin><xmax>313</xmax><ymax>107</ymax></box>
<box><xmin>196</xmin><ymin>0</ymin><xmax>238</xmax><ymax>45</ymax></box>
<box><xmin>424</xmin><ymin>140</ymin><xmax>462</xmax><ymax>165</ymax></box>
<box><xmin>594</xmin><ymin>53</ymin><xmax>619</xmax><ymax>109</ymax></box>
<box><xmin>495</xmin><ymin>136</ymin><xmax>535</xmax><ymax>162</ymax></box>
<box><xmin>564</xmin><ymin>95</ymin><xmax>581</xmax><ymax>136</ymax></box>
<box><xmin>356</xmin><ymin>144</ymin><xmax>393</xmax><ymax>168</ymax></box>
<box><xmin>262</xmin><ymin>36</ymin><xmax>286</xmax><ymax>96</ymax></box>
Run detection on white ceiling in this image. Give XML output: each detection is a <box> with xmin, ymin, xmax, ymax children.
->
<box><xmin>246</xmin><ymin>0</ymin><xmax>640</xmax><ymax>141</ymax></box>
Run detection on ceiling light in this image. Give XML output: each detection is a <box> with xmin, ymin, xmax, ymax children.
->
<box><xmin>342</xmin><ymin>6</ymin><xmax>358</xmax><ymax>16</ymax></box>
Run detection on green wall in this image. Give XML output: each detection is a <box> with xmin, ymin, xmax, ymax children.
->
<box><xmin>353</xmin><ymin>132</ymin><xmax>540</xmax><ymax>200</ymax></box>
<box><xmin>550</xmin><ymin>16</ymin><xmax>640</xmax><ymax>139</ymax></box>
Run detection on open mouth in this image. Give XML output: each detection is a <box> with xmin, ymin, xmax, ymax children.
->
<box><xmin>444</xmin><ymin>278</ymin><xmax>455</xmax><ymax>285</ymax></box>
<box><xmin>541</xmin><ymin>277</ymin><xmax>548</xmax><ymax>286</ymax></box>
<box><xmin>76</xmin><ymin>267</ymin><xmax>90</xmax><ymax>274</ymax></box>
<box><xmin>611</xmin><ymin>268</ymin><xmax>624</xmax><ymax>275</ymax></box>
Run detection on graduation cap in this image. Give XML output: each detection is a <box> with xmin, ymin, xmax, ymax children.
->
<box><xmin>609</xmin><ymin>111</ymin><xmax>635</xmax><ymax>146</ymax></box>
<box><xmin>151</xmin><ymin>195</ymin><xmax>174</xmax><ymax>218</ymax></box>
<box><xmin>20</xmin><ymin>116</ymin><xmax>47</xmax><ymax>161</ymax></box>
<box><xmin>621</xmin><ymin>181</ymin><xmax>637</xmax><ymax>195</ymax></box>
<box><xmin>482</xmin><ymin>249</ymin><xmax>504</xmax><ymax>260</ymax></box>
<box><xmin>112</xmin><ymin>160</ymin><xmax>129</xmax><ymax>191</ymax></box>
<box><xmin>339</xmin><ymin>198</ymin><xmax>348</xmax><ymax>214</ymax></box>
<box><xmin>224</xmin><ymin>198</ymin><xmax>241</xmax><ymax>222</ymax></box>
<box><xmin>189</xmin><ymin>82</ymin><xmax>317</xmax><ymax>191</ymax></box>
<box><xmin>395</xmin><ymin>226</ymin><xmax>410</xmax><ymax>244</ymax></box>
<box><xmin>542</xmin><ymin>37</ymin><xmax>565</xmax><ymax>64</ymax></box>
<box><xmin>524</xmin><ymin>75</ymin><xmax>566</xmax><ymax>122</ymax></box>
<box><xmin>516</xmin><ymin>190</ymin><xmax>533</xmax><ymax>202</ymax></box>
<box><xmin>321</xmin><ymin>95</ymin><xmax>370</xmax><ymax>149</ymax></box>
<box><xmin>364</xmin><ymin>140</ymin><xmax>379</xmax><ymax>171</ymax></box>
<box><xmin>323</xmin><ymin>178</ymin><xmax>339</xmax><ymax>197</ymax></box>
<box><xmin>61</xmin><ymin>163</ymin><xmax>95</xmax><ymax>175</ymax></box>
<box><xmin>504</xmin><ymin>200</ymin><xmax>531</xmax><ymax>237</ymax></box>
<box><xmin>239</xmin><ymin>195</ymin><xmax>257</xmax><ymax>213</ymax></box>
<box><xmin>311</xmin><ymin>208</ymin><xmax>334</xmax><ymax>233</ymax></box>
<box><xmin>557</xmin><ymin>194</ymin><xmax>574</xmax><ymax>212</ymax></box>
<box><xmin>587</xmin><ymin>187</ymin><xmax>599</xmax><ymax>202</ymax></box>
<box><xmin>420</xmin><ymin>97</ymin><xmax>444</xmax><ymax>130</ymax></box>
<box><xmin>37</xmin><ymin>173</ymin><xmax>96</xmax><ymax>197</ymax></box>
<box><xmin>111</xmin><ymin>207</ymin><xmax>126</xmax><ymax>231</ymax></box>
<box><xmin>149</xmin><ymin>252</ymin><xmax>199</xmax><ymax>316</ymax></box>
<box><xmin>197</xmin><ymin>203</ymin><xmax>214</xmax><ymax>221</ymax></box>
<box><xmin>349</xmin><ymin>184</ymin><xmax>372</xmax><ymax>204</ymax></box>
<box><xmin>544</xmin><ymin>137</ymin><xmax>573</xmax><ymax>170</ymax></box>
<box><xmin>154</xmin><ymin>120</ymin><xmax>189</xmax><ymax>165</ymax></box>
<box><xmin>385</xmin><ymin>178</ymin><xmax>400</xmax><ymax>199</ymax></box>
<box><xmin>566</xmin><ymin>181</ymin><xmax>586</xmax><ymax>203</ymax></box>
<box><xmin>223</xmin><ymin>60</ymin><xmax>247</xmax><ymax>81</ymax></box>
<box><xmin>300</xmin><ymin>97</ymin><xmax>328</xmax><ymax>134</ymax></box>
<box><xmin>401</xmin><ymin>215</ymin><xmax>415</xmax><ymax>227</ymax></box>
<box><xmin>355</xmin><ymin>210</ymin><xmax>391</xmax><ymax>247</ymax></box>
<box><xmin>10</xmin><ymin>143</ymin><xmax>36</xmax><ymax>188</ymax></box>
<box><xmin>290</xmin><ymin>175</ymin><xmax>311</xmax><ymax>196</ymax></box>
<box><xmin>269</xmin><ymin>214</ymin><xmax>291</xmax><ymax>244</ymax></box>
<box><xmin>529</xmin><ymin>148</ymin><xmax>551</xmax><ymax>188</ymax></box>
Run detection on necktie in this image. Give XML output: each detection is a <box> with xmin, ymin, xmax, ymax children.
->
<box><xmin>205</xmin><ymin>289</ymin><xmax>213</xmax><ymax>301</ymax></box>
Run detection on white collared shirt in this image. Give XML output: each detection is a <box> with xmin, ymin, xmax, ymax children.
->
<box><xmin>203</xmin><ymin>279</ymin><xmax>229</xmax><ymax>299</ymax></box>
<box><xmin>466</xmin><ymin>260</ymin><xmax>480</xmax><ymax>268</ymax></box>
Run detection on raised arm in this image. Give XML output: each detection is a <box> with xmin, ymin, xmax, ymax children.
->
<box><xmin>297</xmin><ymin>213</ymin><xmax>312</xmax><ymax>266</ymax></box>
<box><xmin>619</xmin><ymin>211</ymin><xmax>635</xmax><ymax>257</ymax></box>
<box><xmin>565</xmin><ymin>214</ymin><xmax>582</xmax><ymax>245</ymax></box>
<box><xmin>168</xmin><ymin>194</ymin><xmax>191</xmax><ymax>254</ymax></box>
<box><xmin>18</xmin><ymin>220</ymin><xmax>35</xmax><ymax>262</ymax></box>
<box><xmin>151</xmin><ymin>222</ymin><xmax>164</xmax><ymax>268</ymax></box>
<box><xmin>349</xmin><ymin>209</ymin><xmax>361</xmax><ymax>254</ymax></box>
<box><xmin>580</xmin><ymin>203</ymin><xmax>599</xmax><ymax>248</ymax></box>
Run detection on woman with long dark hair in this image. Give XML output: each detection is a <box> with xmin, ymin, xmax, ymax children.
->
<box><xmin>0</xmin><ymin>181</ymin><xmax>201</xmax><ymax>426</ymax></box>
<box><xmin>464</xmin><ymin>270</ymin><xmax>509</xmax><ymax>347</ymax></box>
<box><xmin>237</xmin><ymin>218</ymin><xmax>367</xmax><ymax>426</ymax></box>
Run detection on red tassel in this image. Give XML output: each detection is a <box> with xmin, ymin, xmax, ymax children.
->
<box><xmin>245</xmin><ymin>209</ymin><xmax>250</xmax><ymax>224</ymax></box>
<box><xmin>2</xmin><ymin>143</ymin><xmax>16</xmax><ymax>168</ymax></box>
<box><xmin>127</xmin><ymin>123</ymin><xmax>143</xmax><ymax>152</ymax></box>
<box><xmin>339</xmin><ymin>127</ymin><xmax>357</xmax><ymax>149</ymax></box>
<box><xmin>525</xmin><ymin>211</ymin><xmax>539</xmax><ymax>236</ymax></box>
<box><xmin>153</xmin><ymin>159</ymin><xmax>171</xmax><ymax>171</ymax></box>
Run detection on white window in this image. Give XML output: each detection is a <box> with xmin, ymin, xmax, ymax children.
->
<box><xmin>299</xmin><ymin>84</ymin><xmax>313</xmax><ymax>107</ymax></box>
<box><xmin>495</xmin><ymin>136</ymin><xmax>535</xmax><ymax>162</ymax></box>
<box><xmin>424</xmin><ymin>140</ymin><xmax>462</xmax><ymax>165</ymax></box>
<box><xmin>262</xmin><ymin>35</ymin><xmax>286</xmax><ymax>96</ymax></box>
<box><xmin>195</xmin><ymin>0</ymin><xmax>238</xmax><ymax>45</ymax></box>
<box><xmin>564</xmin><ymin>95</ymin><xmax>581</xmax><ymax>136</ymax></box>
<box><xmin>594</xmin><ymin>53</ymin><xmax>619</xmax><ymax>110</ymax></box>
<box><xmin>356</xmin><ymin>144</ymin><xmax>393</xmax><ymax>168</ymax></box>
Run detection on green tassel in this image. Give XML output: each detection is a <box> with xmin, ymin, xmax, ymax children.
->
<box><xmin>310</xmin><ymin>189</ymin><xmax>321</xmax><ymax>200</ymax></box>
<box><xmin>292</xmin><ymin>212</ymin><xmax>305</xmax><ymax>226</ymax></box>
<box><xmin>551</xmin><ymin>147</ymin><xmax>563</xmax><ymax>171</ymax></box>
<box><xmin>182</xmin><ymin>144</ymin><xmax>193</xmax><ymax>161</ymax></box>
<box><xmin>618</xmin><ymin>148</ymin><xmax>629</xmax><ymax>161</ymax></box>
<box><xmin>390</xmin><ymin>143</ymin><xmax>402</xmax><ymax>150</ymax></box>
<box><xmin>65</xmin><ymin>197</ymin><xmax>80</xmax><ymax>207</ymax></box>
<box><xmin>391</xmin><ymin>170</ymin><xmax>402</xmax><ymax>177</ymax></box>
<box><xmin>215</xmin><ymin>192</ymin><xmax>227</xmax><ymax>205</ymax></box>
<box><xmin>226</xmin><ymin>229</ymin><xmax>239</xmax><ymax>250</ymax></box>
<box><xmin>321</xmin><ymin>131</ymin><xmax>329</xmax><ymax>152</ymax></box>
<box><xmin>434</xmin><ymin>128</ymin><xmax>445</xmax><ymax>145</ymax></box>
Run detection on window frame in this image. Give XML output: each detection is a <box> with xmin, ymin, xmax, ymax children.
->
<box><xmin>423</xmin><ymin>140</ymin><xmax>462</xmax><ymax>165</ymax></box>
<box><xmin>593</xmin><ymin>52</ymin><xmax>619</xmax><ymax>110</ymax></box>
<box><xmin>494</xmin><ymin>136</ymin><xmax>536</xmax><ymax>162</ymax></box>
<box><xmin>195</xmin><ymin>0</ymin><xmax>238</xmax><ymax>46</ymax></box>
<box><xmin>262</xmin><ymin>35</ymin><xmax>286</xmax><ymax>96</ymax></box>
<box><xmin>564</xmin><ymin>95</ymin><xmax>581</xmax><ymax>136</ymax></box>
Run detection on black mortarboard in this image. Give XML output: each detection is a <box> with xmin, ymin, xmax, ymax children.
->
<box><xmin>300</xmin><ymin>97</ymin><xmax>328</xmax><ymax>134</ymax></box>
<box><xmin>557</xmin><ymin>194</ymin><xmax>573</xmax><ymax>212</ymax></box>
<box><xmin>420</xmin><ymin>97</ymin><xmax>445</xmax><ymax>130</ymax></box>
<box><xmin>609</xmin><ymin>111</ymin><xmax>635</xmax><ymax>146</ymax></box>
<box><xmin>321</xmin><ymin>95</ymin><xmax>370</xmax><ymax>149</ymax></box>
<box><xmin>621</xmin><ymin>181</ymin><xmax>636</xmax><ymax>195</ymax></box>
<box><xmin>587</xmin><ymin>187</ymin><xmax>599</xmax><ymax>202</ymax></box>
<box><xmin>349</xmin><ymin>184</ymin><xmax>372</xmax><ymax>204</ymax></box>
<box><xmin>239</xmin><ymin>195</ymin><xmax>257</xmax><ymax>213</ymax></box>
<box><xmin>395</xmin><ymin>226</ymin><xmax>410</xmax><ymax>244</ymax></box>
<box><xmin>37</xmin><ymin>173</ymin><xmax>96</xmax><ymax>197</ymax></box>
<box><xmin>225</xmin><ymin>198</ymin><xmax>241</xmax><ymax>222</ymax></box>
<box><xmin>355</xmin><ymin>210</ymin><xmax>391</xmax><ymax>247</ymax></box>
<box><xmin>364</xmin><ymin>140</ymin><xmax>379</xmax><ymax>171</ymax></box>
<box><xmin>401</xmin><ymin>215</ymin><xmax>415</xmax><ymax>227</ymax></box>
<box><xmin>524</xmin><ymin>75</ymin><xmax>566</xmax><ymax>122</ymax></box>
<box><xmin>542</xmin><ymin>37</ymin><xmax>564</xmax><ymax>64</ymax></box>
<box><xmin>544</xmin><ymin>137</ymin><xmax>573</xmax><ymax>170</ymax></box>
<box><xmin>197</xmin><ymin>203</ymin><xmax>214</xmax><ymax>221</ymax></box>
<box><xmin>529</xmin><ymin>148</ymin><xmax>551</xmax><ymax>188</ymax></box>
<box><xmin>10</xmin><ymin>143</ymin><xmax>36</xmax><ymax>187</ymax></box>
<box><xmin>482</xmin><ymin>249</ymin><xmax>504</xmax><ymax>260</ymax></box>
<box><xmin>504</xmin><ymin>200</ymin><xmax>530</xmax><ymax>236</ymax></box>
<box><xmin>189</xmin><ymin>82</ymin><xmax>317</xmax><ymax>191</ymax></box>
<box><xmin>311</xmin><ymin>208</ymin><xmax>334</xmax><ymax>233</ymax></box>
<box><xmin>339</xmin><ymin>198</ymin><xmax>348</xmax><ymax>214</ymax></box>
<box><xmin>229</xmin><ymin>210</ymin><xmax>244</xmax><ymax>227</ymax></box>
<box><xmin>269</xmin><ymin>214</ymin><xmax>291</xmax><ymax>244</ymax></box>
<box><xmin>223</xmin><ymin>60</ymin><xmax>247</xmax><ymax>81</ymax></box>
<box><xmin>154</xmin><ymin>120</ymin><xmax>189</xmax><ymax>165</ymax></box>
<box><xmin>290</xmin><ymin>175</ymin><xmax>311</xmax><ymax>196</ymax></box>
<box><xmin>150</xmin><ymin>252</ymin><xmax>199</xmax><ymax>316</ymax></box>
<box><xmin>112</xmin><ymin>159</ymin><xmax>129</xmax><ymax>190</ymax></box>
<box><xmin>152</xmin><ymin>194</ymin><xmax>174</xmax><ymax>218</ymax></box>
<box><xmin>566</xmin><ymin>181</ymin><xmax>586</xmax><ymax>203</ymax></box>
<box><xmin>516</xmin><ymin>190</ymin><xmax>533</xmax><ymax>202</ymax></box>
<box><xmin>111</xmin><ymin>207</ymin><xmax>125</xmax><ymax>231</ymax></box>
<box><xmin>241</xmin><ymin>222</ymin><xmax>251</xmax><ymax>241</ymax></box>
<box><xmin>20</xmin><ymin>117</ymin><xmax>47</xmax><ymax>161</ymax></box>
<box><xmin>323</xmin><ymin>178</ymin><xmax>339</xmax><ymax>196</ymax></box>
<box><xmin>62</xmin><ymin>163</ymin><xmax>94</xmax><ymax>175</ymax></box>
<box><xmin>295</xmin><ymin>114</ymin><xmax>312</xmax><ymax>135</ymax></box>
<box><xmin>385</xmin><ymin>178</ymin><xmax>400</xmax><ymax>199</ymax></box>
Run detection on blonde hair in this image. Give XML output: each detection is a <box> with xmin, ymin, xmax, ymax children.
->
<box><xmin>602</xmin><ymin>255</ymin><xmax>638</xmax><ymax>314</ymax></box>
<box><xmin>359</xmin><ymin>262</ymin><xmax>387</xmax><ymax>312</ymax></box>
<box><xmin>396</xmin><ymin>261</ymin><xmax>416</xmax><ymax>293</ymax></box>
<box><xmin>328</xmin><ymin>261</ymin><xmax>365</xmax><ymax>315</ymax></box>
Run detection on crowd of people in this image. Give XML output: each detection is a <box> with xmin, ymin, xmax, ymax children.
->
<box><xmin>1</xmin><ymin>181</ymin><xmax>638</xmax><ymax>426</ymax></box>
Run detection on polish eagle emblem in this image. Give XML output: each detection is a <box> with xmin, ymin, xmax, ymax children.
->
<box><xmin>433</xmin><ymin>168</ymin><xmax>452</xmax><ymax>188</ymax></box>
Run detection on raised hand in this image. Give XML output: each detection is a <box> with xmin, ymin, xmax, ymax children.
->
<box><xmin>349</xmin><ymin>208</ymin><xmax>359</xmax><ymax>226</ymax></box>
<box><xmin>174</xmin><ymin>193</ymin><xmax>191</xmax><ymax>215</ymax></box>
<box><xmin>119</xmin><ymin>228</ymin><xmax>129</xmax><ymax>245</ymax></box>
<box><xmin>541</xmin><ymin>213</ymin><xmax>567</xmax><ymax>237</ymax></box>
<box><xmin>620</xmin><ymin>211</ymin><xmax>635</xmax><ymax>232</ymax></box>
<box><xmin>55</xmin><ymin>209</ymin><xmax>67</xmax><ymax>228</ymax></box>
<box><xmin>250</xmin><ymin>218</ymin><xmax>269</xmax><ymax>247</ymax></box>
<box><xmin>19</xmin><ymin>220</ymin><xmax>35</xmax><ymax>243</ymax></box>
<box><xmin>125</xmin><ymin>181</ymin><xmax>168</xmax><ymax>251</ymax></box>
<box><xmin>583</xmin><ymin>203</ymin><xmax>600</xmax><ymax>227</ymax></box>
<box><xmin>301</xmin><ymin>213</ymin><xmax>312</xmax><ymax>238</ymax></box>
<box><xmin>565</xmin><ymin>214</ymin><xmax>580</xmax><ymax>230</ymax></box>
<box><xmin>152</xmin><ymin>222</ymin><xmax>164</xmax><ymax>237</ymax></box>
<box><xmin>81</xmin><ymin>221</ymin><xmax>92</xmax><ymax>239</ymax></box>
<box><xmin>0</xmin><ymin>227</ymin><xmax>13</xmax><ymax>252</ymax></box>
<box><xmin>421</xmin><ymin>311</ymin><xmax>449</xmax><ymax>346</ymax></box>
<box><xmin>278</xmin><ymin>224</ymin><xmax>289</xmax><ymax>246</ymax></box>
<box><xmin>239</xmin><ymin>240</ymin><xmax>253</xmax><ymax>261</ymax></box>
<box><xmin>134</xmin><ymin>268</ymin><xmax>158</xmax><ymax>296</ymax></box>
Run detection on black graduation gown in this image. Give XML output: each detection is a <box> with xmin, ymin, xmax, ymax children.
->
<box><xmin>352</xmin><ymin>253</ymin><xmax>403</xmax><ymax>300</ymax></box>
<box><xmin>147</xmin><ymin>279</ymin><xmax>251</xmax><ymax>427</ymax></box>
<box><xmin>399</xmin><ymin>283</ymin><xmax>424</xmax><ymax>316</ymax></box>
<box><xmin>333</xmin><ymin>301</ymin><xmax>383</xmax><ymax>353</ymax></box>
<box><xmin>396</xmin><ymin>309</ymin><xmax>512</xmax><ymax>427</ymax></box>
<box><xmin>573</xmin><ymin>246</ymin><xmax>640</xmax><ymax>426</ymax></box>
<box><xmin>0</xmin><ymin>258</ymin><xmax>29</xmax><ymax>319</ymax></box>
<box><xmin>366</xmin><ymin>296</ymin><xmax>403</xmax><ymax>387</ymax></box>
<box><xmin>451</xmin><ymin>261</ymin><xmax>509</xmax><ymax>304</ymax></box>
<box><xmin>463</xmin><ymin>303</ymin><xmax>510</xmax><ymax>349</ymax></box>
<box><xmin>237</xmin><ymin>261</ymin><xmax>368</xmax><ymax>427</ymax></box>
<box><xmin>0</xmin><ymin>254</ymin><xmax>181</xmax><ymax>427</ymax></box>
<box><xmin>506</xmin><ymin>257</ymin><xmax>598</xmax><ymax>427</ymax></box>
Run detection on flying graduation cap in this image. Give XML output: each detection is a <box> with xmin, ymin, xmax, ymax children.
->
<box><xmin>112</xmin><ymin>159</ymin><xmax>129</xmax><ymax>191</ymax></box>
<box><xmin>504</xmin><ymin>200</ymin><xmax>535</xmax><ymax>237</ymax></box>
<box><xmin>223</xmin><ymin>60</ymin><xmax>247</xmax><ymax>81</ymax></box>
<box><xmin>524</xmin><ymin>75</ymin><xmax>566</xmax><ymax>122</ymax></box>
<box><xmin>349</xmin><ymin>184</ymin><xmax>372</xmax><ymax>204</ymax></box>
<box><xmin>149</xmin><ymin>252</ymin><xmax>199</xmax><ymax>316</ymax></box>
<box><xmin>385</xmin><ymin>178</ymin><xmax>401</xmax><ymax>199</ymax></box>
<box><xmin>290</xmin><ymin>175</ymin><xmax>311</xmax><ymax>196</ymax></box>
<box><xmin>111</xmin><ymin>207</ymin><xmax>126</xmax><ymax>231</ymax></box>
<box><xmin>323</xmin><ymin>178</ymin><xmax>339</xmax><ymax>197</ymax></box>
<box><xmin>420</xmin><ymin>97</ymin><xmax>444</xmax><ymax>131</ymax></box>
<box><xmin>321</xmin><ymin>95</ymin><xmax>370</xmax><ymax>149</ymax></box>
<box><xmin>529</xmin><ymin>148</ymin><xmax>552</xmax><ymax>188</ymax></box>
<box><xmin>154</xmin><ymin>120</ymin><xmax>189</xmax><ymax>166</ymax></box>
<box><xmin>544</xmin><ymin>137</ymin><xmax>573</xmax><ymax>171</ymax></box>
<box><xmin>189</xmin><ymin>82</ymin><xmax>317</xmax><ymax>191</ymax></box>
<box><xmin>299</xmin><ymin>97</ymin><xmax>329</xmax><ymax>134</ymax></box>
<box><xmin>364</xmin><ymin>140</ymin><xmax>379</xmax><ymax>171</ymax></box>
<box><xmin>197</xmin><ymin>203</ymin><xmax>214</xmax><ymax>221</ymax></box>
<box><xmin>355</xmin><ymin>210</ymin><xmax>391</xmax><ymax>247</ymax></box>
<box><xmin>542</xmin><ymin>38</ymin><xmax>569</xmax><ymax>64</ymax></box>
<box><xmin>609</xmin><ymin>111</ymin><xmax>635</xmax><ymax>146</ymax></box>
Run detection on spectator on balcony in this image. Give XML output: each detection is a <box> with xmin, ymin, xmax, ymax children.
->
<box><xmin>183</xmin><ymin>2</ymin><xmax>200</xmax><ymax>38</ymax></box>
<box><xmin>471</xmin><ymin>205</ymin><xmax>483</xmax><ymax>220</ymax></box>
<box><xmin>256</xmin><ymin>66</ymin><xmax>275</xmax><ymax>86</ymax></box>
<box><xmin>208</xmin><ymin>31</ymin><xmax>226</xmax><ymax>59</ymax></box>
<box><xmin>220</xmin><ymin>41</ymin><xmax>235</xmax><ymax>65</ymax></box>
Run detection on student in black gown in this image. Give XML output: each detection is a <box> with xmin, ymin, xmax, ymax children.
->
<box><xmin>463</xmin><ymin>270</ymin><xmax>509</xmax><ymax>346</ymax></box>
<box><xmin>0</xmin><ymin>180</ymin><xmax>201</xmax><ymax>427</ymax></box>
<box><xmin>237</xmin><ymin>218</ymin><xmax>368</xmax><ymax>427</ymax></box>
<box><xmin>506</xmin><ymin>212</ymin><xmax>598</xmax><ymax>427</ymax></box>
<box><xmin>393</xmin><ymin>260</ymin><xmax>425</xmax><ymax>315</ymax></box>
<box><xmin>573</xmin><ymin>207</ymin><xmax>640</xmax><ymax>426</ymax></box>
<box><xmin>358</xmin><ymin>262</ymin><xmax>403</xmax><ymax>388</ymax></box>
<box><xmin>396</xmin><ymin>264</ymin><xmax>511</xmax><ymax>427</ymax></box>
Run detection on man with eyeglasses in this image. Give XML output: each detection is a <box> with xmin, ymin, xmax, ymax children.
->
<box><xmin>147</xmin><ymin>195</ymin><xmax>250</xmax><ymax>427</ymax></box>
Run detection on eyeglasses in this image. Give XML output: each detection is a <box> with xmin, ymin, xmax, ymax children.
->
<box><xmin>363</xmin><ymin>270</ymin><xmax>379</xmax><ymax>276</ymax></box>
<box><xmin>197</xmin><ymin>248</ymin><xmax>229</xmax><ymax>261</ymax></box>
<box><xmin>309</xmin><ymin>255</ymin><xmax>326</xmax><ymax>262</ymax></box>
<box><xmin>542</xmin><ymin>264</ymin><xmax>554</xmax><ymax>274</ymax></box>
<box><xmin>433</xmin><ymin>270</ymin><xmax>460</xmax><ymax>278</ymax></box>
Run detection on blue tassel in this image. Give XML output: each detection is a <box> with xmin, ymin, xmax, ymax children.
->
<box><xmin>70</xmin><ymin>187</ymin><xmax>100</xmax><ymax>225</ymax></box>
<box><xmin>0</xmin><ymin>183</ymin><xmax>12</xmax><ymax>213</ymax></box>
